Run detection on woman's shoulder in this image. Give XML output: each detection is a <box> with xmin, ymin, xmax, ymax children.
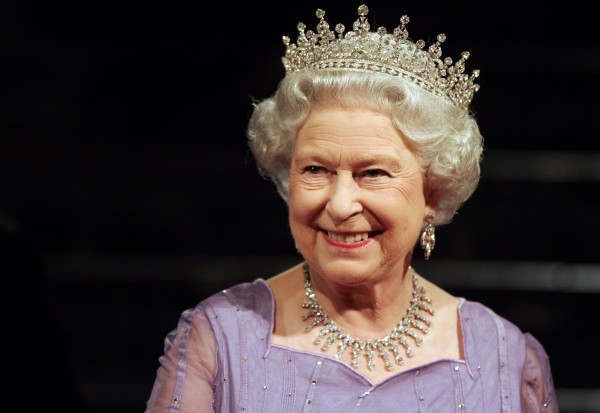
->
<box><xmin>186</xmin><ymin>278</ymin><xmax>275</xmax><ymax>349</ymax></box>
<box><xmin>458</xmin><ymin>298</ymin><xmax>534</xmax><ymax>369</ymax></box>
<box><xmin>171</xmin><ymin>278</ymin><xmax>274</xmax><ymax>335</ymax></box>
<box><xmin>181</xmin><ymin>264</ymin><xmax>304</xmax><ymax>336</ymax></box>
<box><xmin>200</xmin><ymin>278</ymin><xmax>273</xmax><ymax>315</ymax></box>
<box><xmin>459</xmin><ymin>299</ymin><xmax>527</xmax><ymax>340</ymax></box>
<box><xmin>459</xmin><ymin>299</ymin><xmax>552</xmax><ymax>363</ymax></box>
<box><xmin>459</xmin><ymin>300</ymin><xmax>557</xmax><ymax>410</ymax></box>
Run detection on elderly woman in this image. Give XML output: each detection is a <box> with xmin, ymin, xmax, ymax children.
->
<box><xmin>145</xmin><ymin>5</ymin><xmax>557</xmax><ymax>412</ymax></box>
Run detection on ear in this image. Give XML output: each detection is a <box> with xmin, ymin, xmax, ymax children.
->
<box><xmin>424</xmin><ymin>188</ymin><xmax>441</xmax><ymax>217</ymax></box>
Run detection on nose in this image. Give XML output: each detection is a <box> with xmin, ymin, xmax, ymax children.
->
<box><xmin>326</xmin><ymin>173</ymin><xmax>363</xmax><ymax>223</ymax></box>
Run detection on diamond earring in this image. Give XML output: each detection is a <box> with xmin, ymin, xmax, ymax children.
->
<box><xmin>420</xmin><ymin>212</ymin><xmax>436</xmax><ymax>260</ymax></box>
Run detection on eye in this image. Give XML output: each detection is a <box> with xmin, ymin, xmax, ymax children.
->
<box><xmin>304</xmin><ymin>165</ymin><xmax>325</xmax><ymax>175</ymax></box>
<box><xmin>363</xmin><ymin>169</ymin><xmax>387</xmax><ymax>178</ymax></box>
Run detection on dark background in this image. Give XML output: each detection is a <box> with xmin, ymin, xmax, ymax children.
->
<box><xmin>2</xmin><ymin>1</ymin><xmax>599</xmax><ymax>412</ymax></box>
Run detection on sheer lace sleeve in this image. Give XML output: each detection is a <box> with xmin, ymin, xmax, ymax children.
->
<box><xmin>521</xmin><ymin>333</ymin><xmax>559</xmax><ymax>413</ymax></box>
<box><xmin>145</xmin><ymin>307</ymin><xmax>218</xmax><ymax>413</ymax></box>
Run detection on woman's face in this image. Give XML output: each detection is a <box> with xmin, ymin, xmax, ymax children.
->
<box><xmin>289</xmin><ymin>106</ymin><xmax>438</xmax><ymax>285</ymax></box>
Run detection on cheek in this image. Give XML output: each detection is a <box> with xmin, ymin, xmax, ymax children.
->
<box><xmin>367</xmin><ymin>186</ymin><xmax>427</xmax><ymax>239</ymax></box>
<box><xmin>289</xmin><ymin>179</ymin><xmax>326</xmax><ymax>216</ymax></box>
<box><xmin>288</xmin><ymin>184</ymin><xmax>313</xmax><ymax>231</ymax></box>
<box><xmin>288</xmin><ymin>192</ymin><xmax>319</xmax><ymax>251</ymax></box>
<box><xmin>374</xmin><ymin>181</ymin><xmax>426</xmax><ymax>212</ymax></box>
<box><xmin>390</xmin><ymin>180</ymin><xmax>428</xmax><ymax>218</ymax></box>
<box><xmin>288</xmin><ymin>180</ymin><xmax>304</xmax><ymax>213</ymax></box>
<box><xmin>393</xmin><ymin>174</ymin><xmax>426</xmax><ymax>201</ymax></box>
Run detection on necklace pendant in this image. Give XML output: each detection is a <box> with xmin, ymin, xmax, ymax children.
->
<box><xmin>391</xmin><ymin>345</ymin><xmax>405</xmax><ymax>365</ymax></box>
<box><xmin>366</xmin><ymin>348</ymin><xmax>376</xmax><ymax>371</ymax></box>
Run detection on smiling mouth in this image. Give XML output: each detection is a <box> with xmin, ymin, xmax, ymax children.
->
<box><xmin>326</xmin><ymin>231</ymin><xmax>379</xmax><ymax>243</ymax></box>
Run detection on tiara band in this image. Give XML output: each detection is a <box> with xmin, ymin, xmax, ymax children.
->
<box><xmin>282</xmin><ymin>4</ymin><xmax>480</xmax><ymax>110</ymax></box>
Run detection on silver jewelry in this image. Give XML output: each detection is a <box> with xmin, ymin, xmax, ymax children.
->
<box><xmin>420</xmin><ymin>212</ymin><xmax>436</xmax><ymax>260</ymax></box>
<box><xmin>301</xmin><ymin>262</ymin><xmax>434</xmax><ymax>371</ymax></box>
<box><xmin>282</xmin><ymin>5</ymin><xmax>480</xmax><ymax>111</ymax></box>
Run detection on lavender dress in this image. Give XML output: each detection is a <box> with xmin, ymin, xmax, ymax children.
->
<box><xmin>145</xmin><ymin>278</ymin><xmax>558</xmax><ymax>413</ymax></box>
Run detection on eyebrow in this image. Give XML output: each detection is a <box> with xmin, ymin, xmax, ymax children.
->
<box><xmin>354</xmin><ymin>153</ymin><xmax>401</xmax><ymax>167</ymax></box>
<box><xmin>294</xmin><ymin>149</ymin><xmax>402</xmax><ymax>170</ymax></box>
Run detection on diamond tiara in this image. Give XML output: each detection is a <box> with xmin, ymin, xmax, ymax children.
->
<box><xmin>282</xmin><ymin>4</ymin><xmax>480</xmax><ymax>110</ymax></box>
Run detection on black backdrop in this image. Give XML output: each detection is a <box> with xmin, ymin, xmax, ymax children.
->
<box><xmin>2</xmin><ymin>1</ymin><xmax>599</xmax><ymax>412</ymax></box>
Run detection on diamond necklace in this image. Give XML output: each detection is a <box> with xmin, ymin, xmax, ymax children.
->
<box><xmin>301</xmin><ymin>262</ymin><xmax>434</xmax><ymax>371</ymax></box>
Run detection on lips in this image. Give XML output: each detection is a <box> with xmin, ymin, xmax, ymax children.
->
<box><xmin>326</xmin><ymin>231</ymin><xmax>370</xmax><ymax>243</ymax></box>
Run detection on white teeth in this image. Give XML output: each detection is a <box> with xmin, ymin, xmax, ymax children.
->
<box><xmin>327</xmin><ymin>231</ymin><xmax>369</xmax><ymax>243</ymax></box>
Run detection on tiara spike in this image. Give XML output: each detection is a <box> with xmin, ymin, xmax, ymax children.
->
<box><xmin>281</xmin><ymin>4</ymin><xmax>480</xmax><ymax>110</ymax></box>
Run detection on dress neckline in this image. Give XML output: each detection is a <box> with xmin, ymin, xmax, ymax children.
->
<box><xmin>257</xmin><ymin>277</ymin><xmax>472</xmax><ymax>385</ymax></box>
